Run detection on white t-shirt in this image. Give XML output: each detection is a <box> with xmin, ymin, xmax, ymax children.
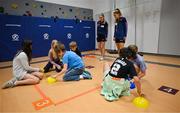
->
<box><xmin>13</xmin><ymin>52</ymin><xmax>39</xmax><ymax>80</ymax></box>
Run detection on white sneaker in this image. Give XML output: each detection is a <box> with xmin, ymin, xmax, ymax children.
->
<box><xmin>2</xmin><ymin>78</ymin><xmax>17</xmax><ymax>89</ymax></box>
<box><xmin>99</xmin><ymin>57</ymin><xmax>104</xmax><ymax>61</ymax></box>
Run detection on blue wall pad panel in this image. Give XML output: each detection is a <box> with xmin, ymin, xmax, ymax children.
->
<box><xmin>0</xmin><ymin>14</ymin><xmax>95</xmax><ymax>61</ymax></box>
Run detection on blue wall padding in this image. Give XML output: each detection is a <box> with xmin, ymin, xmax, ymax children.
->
<box><xmin>0</xmin><ymin>14</ymin><xmax>95</xmax><ymax>61</ymax></box>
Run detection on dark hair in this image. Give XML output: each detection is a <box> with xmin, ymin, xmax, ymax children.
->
<box><xmin>69</xmin><ymin>41</ymin><xmax>77</xmax><ymax>48</ymax></box>
<box><xmin>99</xmin><ymin>13</ymin><xmax>104</xmax><ymax>17</ymax></box>
<box><xmin>119</xmin><ymin>47</ymin><xmax>133</xmax><ymax>59</ymax></box>
<box><xmin>22</xmin><ymin>40</ymin><xmax>32</xmax><ymax>62</ymax></box>
<box><xmin>128</xmin><ymin>45</ymin><xmax>138</xmax><ymax>59</ymax></box>
<box><xmin>54</xmin><ymin>42</ymin><xmax>66</xmax><ymax>53</ymax></box>
<box><xmin>113</xmin><ymin>8</ymin><xmax>122</xmax><ymax>16</ymax></box>
<box><xmin>113</xmin><ymin>8</ymin><xmax>122</xmax><ymax>22</ymax></box>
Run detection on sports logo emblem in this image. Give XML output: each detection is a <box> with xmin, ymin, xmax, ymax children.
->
<box><xmin>12</xmin><ymin>34</ymin><xmax>19</xmax><ymax>41</ymax></box>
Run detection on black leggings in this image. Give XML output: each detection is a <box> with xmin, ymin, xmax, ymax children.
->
<box><xmin>43</xmin><ymin>58</ymin><xmax>63</xmax><ymax>73</ymax></box>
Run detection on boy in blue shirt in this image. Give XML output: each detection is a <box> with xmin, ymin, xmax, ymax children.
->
<box><xmin>51</xmin><ymin>43</ymin><xmax>92</xmax><ymax>81</ymax></box>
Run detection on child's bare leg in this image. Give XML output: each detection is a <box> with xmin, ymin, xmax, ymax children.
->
<box><xmin>103</xmin><ymin>62</ymin><xmax>110</xmax><ymax>79</ymax></box>
<box><xmin>102</xmin><ymin>42</ymin><xmax>105</xmax><ymax>57</ymax></box>
<box><xmin>31</xmin><ymin>72</ymin><xmax>44</xmax><ymax>80</ymax></box>
<box><xmin>103</xmin><ymin>62</ymin><xmax>110</xmax><ymax>72</ymax></box>
<box><xmin>119</xmin><ymin>43</ymin><xmax>125</xmax><ymax>49</ymax></box>
<box><xmin>15</xmin><ymin>74</ymin><xmax>40</xmax><ymax>86</ymax></box>
<box><xmin>98</xmin><ymin>42</ymin><xmax>102</xmax><ymax>55</ymax></box>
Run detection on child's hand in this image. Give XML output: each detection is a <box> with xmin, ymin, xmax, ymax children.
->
<box><xmin>52</xmin><ymin>74</ymin><xmax>57</xmax><ymax>78</ymax></box>
<box><xmin>137</xmin><ymin>90</ymin><xmax>144</xmax><ymax>97</ymax></box>
<box><xmin>57</xmin><ymin>65</ymin><xmax>61</xmax><ymax>70</ymax></box>
<box><xmin>39</xmin><ymin>68</ymin><xmax>44</xmax><ymax>73</ymax></box>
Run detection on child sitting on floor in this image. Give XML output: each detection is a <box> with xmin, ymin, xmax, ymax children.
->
<box><xmin>51</xmin><ymin>42</ymin><xmax>92</xmax><ymax>81</ymax></box>
<box><xmin>69</xmin><ymin>41</ymin><xmax>82</xmax><ymax>57</ymax></box>
<box><xmin>43</xmin><ymin>40</ymin><xmax>63</xmax><ymax>73</ymax></box>
<box><xmin>101</xmin><ymin>47</ymin><xmax>143</xmax><ymax>101</ymax></box>
<box><xmin>2</xmin><ymin>40</ymin><xmax>43</xmax><ymax>89</ymax></box>
<box><xmin>128</xmin><ymin>45</ymin><xmax>147</xmax><ymax>79</ymax></box>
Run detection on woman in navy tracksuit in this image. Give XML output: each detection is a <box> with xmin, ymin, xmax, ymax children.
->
<box><xmin>113</xmin><ymin>8</ymin><xmax>128</xmax><ymax>53</ymax></box>
<box><xmin>97</xmin><ymin>13</ymin><xmax>108</xmax><ymax>60</ymax></box>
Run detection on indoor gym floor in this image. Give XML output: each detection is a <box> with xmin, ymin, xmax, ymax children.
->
<box><xmin>0</xmin><ymin>51</ymin><xmax>180</xmax><ymax>113</ymax></box>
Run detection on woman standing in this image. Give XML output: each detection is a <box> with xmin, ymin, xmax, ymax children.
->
<box><xmin>113</xmin><ymin>8</ymin><xmax>128</xmax><ymax>53</ymax></box>
<box><xmin>97</xmin><ymin>13</ymin><xmax>108</xmax><ymax>60</ymax></box>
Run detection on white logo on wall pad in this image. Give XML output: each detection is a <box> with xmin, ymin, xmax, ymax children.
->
<box><xmin>85</xmin><ymin>33</ymin><xmax>89</xmax><ymax>38</ymax></box>
<box><xmin>12</xmin><ymin>34</ymin><xmax>19</xmax><ymax>41</ymax></box>
<box><xmin>67</xmin><ymin>33</ymin><xmax>72</xmax><ymax>39</ymax></box>
<box><xmin>43</xmin><ymin>33</ymin><xmax>49</xmax><ymax>40</ymax></box>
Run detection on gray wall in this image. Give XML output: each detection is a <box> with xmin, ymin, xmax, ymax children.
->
<box><xmin>158</xmin><ymin>0</ymin><xmax>180</xmax><ymax>55</ymax></box>
<box><xmin>0</xmin><ymin>0</ymin><xmax>93</xmax><ymax>20</ymax></box>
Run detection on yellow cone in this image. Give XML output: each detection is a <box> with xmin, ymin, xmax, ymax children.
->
<box><xmin>47</xmin><ymin>77</ymin><xmax>57</xmax><ymax>84</ymax></box>
<box><xmin>133</xmin><ymin>97</ymin><xmax>149</xmax><ymax>109</ymax></box>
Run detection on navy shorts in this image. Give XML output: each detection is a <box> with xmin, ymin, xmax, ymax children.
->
<box><xmin>97</xmin><ymin>34</ymin><xmax>107</xmax><ymax>42</ymax></box>
<box><xmin>114</xmin><ymin>38</ymin><xmax>125</xmax><ymax>43</ymax></box>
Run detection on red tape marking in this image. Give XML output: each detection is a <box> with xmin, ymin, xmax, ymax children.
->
<box><xmin>84</xmin><ymin>55</ymin><xmax>96</xmax><ymax>58</ymax></box>
<box><xmin>32</xmin><ymin>98</ymin><xmax>53</xmax><ymax>110</ymax></box>
<box><xmin>34</xmin><ymin>84</ymin><xmax>48</xmax><ymax>99</ymax></box>
<box><xmin>55</xmin><ymin>86</ymin><xmax>101</xmax><ymax>106</ymax></box>
<box><xmin>33</xmin><ymin>85</ymin><xmax>55</xmax><ymax>110</ymax></box>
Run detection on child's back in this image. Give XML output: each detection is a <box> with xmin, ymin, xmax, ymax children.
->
<box><xmin>62</xmin><ymin>51</ymin><xmax>84</xmax><ymax>69</ymax></box>
<box><xmin>132</xmin><ymin>54</ymin><xmax>147</xmax><ymax>73</ymax></box>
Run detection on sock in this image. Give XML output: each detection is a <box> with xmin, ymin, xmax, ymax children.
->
<box><xmin>79</xmin><ymin>75</ymin><xmax>84</xmax><ymax>79</ymax></box>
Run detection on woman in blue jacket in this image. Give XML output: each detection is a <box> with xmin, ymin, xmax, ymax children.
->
<box><xmin>113</xmin><ymin>8</ymin><xmax>128</xmax><ymax>53</ymax></box>
<box><xmin>97</xmin><ymin>13</ymin><xmax>108</xmax><ymax>60</ymax></box>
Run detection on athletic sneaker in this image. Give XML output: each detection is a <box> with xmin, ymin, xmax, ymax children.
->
<box><xmin>2</xmin><ymin>78</ymin><xmax>17</xmax><ymax>89</ymax></box>
<box><xmin>82</xmin><ymin>72</ymin><xmax>92</xmax><ymax>79</ymax></box>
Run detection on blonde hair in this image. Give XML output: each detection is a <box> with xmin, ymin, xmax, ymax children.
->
<box><xmin>51</xmin><ymin>40</ymin><xmax>58</xmax><ymax>48</ymax></box>
<box><xmin>69</xmin><ymin>41</ymin><xmax>77</xmax><ymax>48</ymax></box>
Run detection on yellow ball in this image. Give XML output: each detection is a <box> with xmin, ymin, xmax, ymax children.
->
<box><xmin>47</xmin><ymin>77</ymin><xmax>57</xmax><ymax>84</ymax></box>
<box><xmin>133</xmin><ymin>97</ymin><xmax>149</xmax><ymax>109</ymax></box>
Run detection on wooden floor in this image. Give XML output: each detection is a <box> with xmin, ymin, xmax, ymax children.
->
<box><xmin>0</xmin><ymin>51</ymin><xmax>180</xmax><ymax>113</ymax></box>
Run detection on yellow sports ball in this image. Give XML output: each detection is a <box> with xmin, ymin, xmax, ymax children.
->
<box><xmin>47</xmin><ymin>77</ymin><xmax>57</xmax><ymax>84</ymax></box>
<box><xmin>133</xmin><ymin>97</ymin><xmax>149</xmax><ymax>109</ymax></box>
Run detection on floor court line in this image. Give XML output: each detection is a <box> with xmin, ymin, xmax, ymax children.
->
<box><xmin>34</xmin><ymin>83</ymin><xmax>101</xmax><ymax>107</ymax></box>
<box><xmin>55</xmin><ymin>85</ymin><xmax>101</xmax><ymax>106</ymax></box>
<box><xmin>34</xmin><ymin>84</ymin><xmax>49</xmax><ymax>99</ymax></box>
